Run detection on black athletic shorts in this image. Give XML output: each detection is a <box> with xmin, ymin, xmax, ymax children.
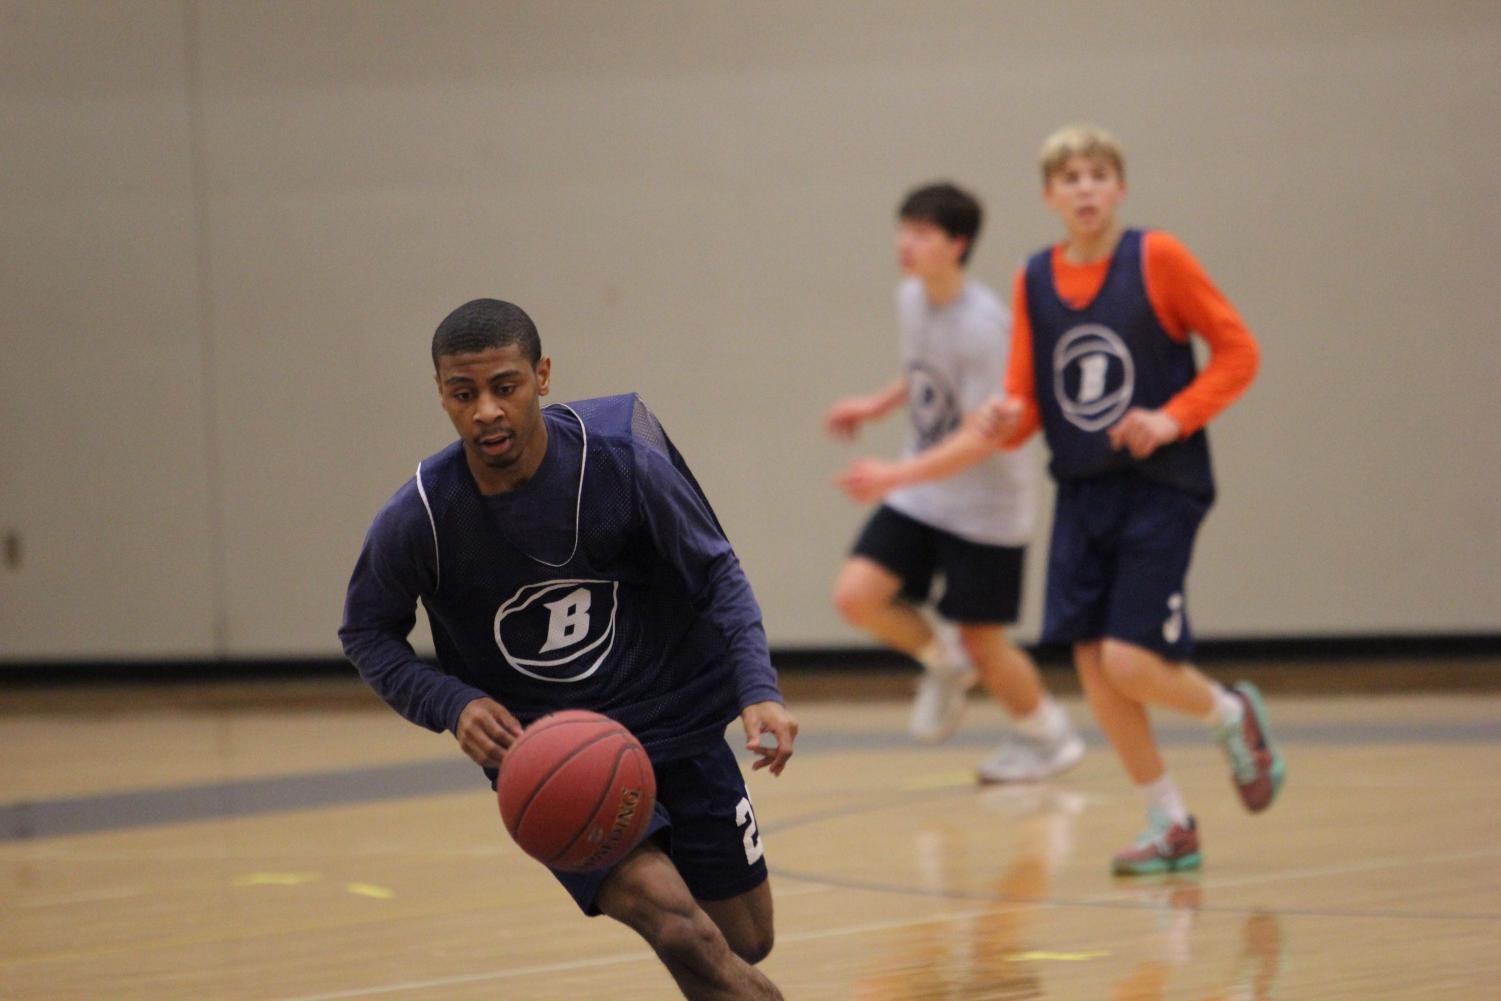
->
<box><xmin>553</xmin><ymin>739</ymin><xmax>768</xmax><ymax>916</ymax></box>
<box><xmin>1043</xmin><ymin>472</ymin><xmax>1209</xmax><ymax>660</ymax></box>
<box><xmin>851</xmin><ymin>504</ymin><xmax>1025</xmax><ymax>625</ymax></box>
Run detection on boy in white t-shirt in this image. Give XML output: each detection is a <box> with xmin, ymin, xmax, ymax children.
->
<box><xmin>828</xmin><ymin>182</ymin><xmax>1082</xmax><ymax>782</ymax></box>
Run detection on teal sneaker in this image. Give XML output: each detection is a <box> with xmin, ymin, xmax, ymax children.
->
<box><xmin>1111</xmin><ymin>811</ymin><xmax>1202</xmax><ymax>876</ymax></box>
<box><xmin>1214</xmin><ymin>682</ymin><xmax>1286</xmax><ymax>813</ymax></box>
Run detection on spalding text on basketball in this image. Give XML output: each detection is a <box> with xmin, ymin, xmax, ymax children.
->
<box><xmin>579</xmin><ymin>788</ymin><xmax>644</xmax><ymax>870</ymax></box>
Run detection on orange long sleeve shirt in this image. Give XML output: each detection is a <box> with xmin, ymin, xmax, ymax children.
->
<box><xmin>1004</xmin><ymin>230</ymin><xmax>1259</xmax><ymax>444</ymax></box>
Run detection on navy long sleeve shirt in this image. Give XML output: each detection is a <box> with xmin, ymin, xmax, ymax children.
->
<box><xmin>339</xmin><ymin>394</ymin><xmax>781</xmax><ymax>764</ymax></box>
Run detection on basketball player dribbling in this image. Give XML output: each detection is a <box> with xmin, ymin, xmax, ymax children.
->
<box><xmin>340</xmin><ymin>298</ymin><xmax>796</xmax><ymax>1000</ymax></box>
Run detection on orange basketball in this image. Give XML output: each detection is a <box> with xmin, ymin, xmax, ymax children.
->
<box><xmin>496</xmin><ymin>710</ymin><xmax>657</xmax><ymax>872</ymax></box>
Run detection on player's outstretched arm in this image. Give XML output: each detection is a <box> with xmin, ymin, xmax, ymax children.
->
<box><xmin>835</xmin><ymin>395</ymin><xmax>1016</xmax><ymax>503</ymax></box>
<box><xmin>824</xmin><ymin>378</ymin><xmax>907</xmax><ymax>440</ymax></box>
<box><xmin>454</xmin><ymin>697</ymin><xmax>524</xmax><ymax>768</ymax></box>
<box><xmin>740</xmin><ymin>700</ymin><xmax>798</xmax><ymax>776</ymax></box>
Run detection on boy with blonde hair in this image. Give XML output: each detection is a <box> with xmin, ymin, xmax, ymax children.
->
<box><xmin>839</xmin><ymin>127</ymin><xmax>1283</xmax><ymax>873</ymax></box>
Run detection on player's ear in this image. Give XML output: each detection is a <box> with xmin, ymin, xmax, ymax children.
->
<box><xmin>535</xmin><ymin>356</ymin><xmax>551</xmax><ymax>396</ymax></box>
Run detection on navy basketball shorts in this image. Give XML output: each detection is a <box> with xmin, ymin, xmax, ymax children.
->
<box><xmin>852</xmin><ymin>504</ymin><xmax>1024</xmax><ymax>624</ymax></box>
<box><xmin>1042</xmin><ymin>472</ymin><xmax>1211</xmax><ymax>661</ymax></box>
<box><xmin>553</xmin><ymin>738</ymin><xmax>769</xmax><ymax>916</ymax></box>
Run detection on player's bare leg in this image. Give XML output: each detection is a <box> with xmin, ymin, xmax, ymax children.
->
<box><xmin>1078</xmin><ymin>641</ymin><xmax>1204</xmax><ymax>874</ymax></box>
<box><xmin>960</xmin><ymin>624</ymin><xmax>1041</xmax><ymax>716</ymax></box>
<box><xmin>967</xmin><ymin>624</ymin><xmax>1084</xmax><ymax>782</ymax></box>
<box><xmin>831</xmin><ymin>557</ymin><xmax>932</xmax><ymax>654</ymax></box>
<box><xmin>698</xmin><ymin>881</ymin><xmax>775</xmax><ymax>965</ymax></box>
<box><xmin>1076</xmin><ymin>640</ymin><xmax>1164</xmax><ymax>785</ymax></box>
<box><xmin>1097</xmin><ymin>639</ymin><xmax>1214</xmax><ymax>718</ymax></box>
<box><xmin>834</xmin><ymin>556</ymin><xmax>974</xmax><ymax>742</ymax></box>
<box><xmin>1097</xmin><ymin>639</ymin><xmax>1284</xmax><ymax>809</ymax></box>
<box><xmin>597</xmin><ymin>842</ymin><xmax>784</xmax><ymax>1001</ymax></box>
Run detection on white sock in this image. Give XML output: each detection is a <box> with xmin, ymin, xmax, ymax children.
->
<box><xmin>1014</xmin><ymin>696</ymin><xmax>1069</xmax><ymax>742</ymax></box>
<box><xmin>915</xmin><ymin>636</ymin><xmax>959</xmax><ymax>674</ymax></box>
<box><xmin>1203</xmin><ymin>682</ymin><xmax>1243</xmax><ymax>728</ymax></box>
<box><xmin>930</xmin><ymin>617</ymin><xmax>968</xmax><ymax>664</ymax></box>
<box><xmin>1139</xmin><ymin>774</ymin><xmax>1190</xmax><ymax>827</ymax></box>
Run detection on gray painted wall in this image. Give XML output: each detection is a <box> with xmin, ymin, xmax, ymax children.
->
<box><xmin>3</xmin><ymin>1</ymin><xmax>1498</xmax><ymax>659</ymax></box>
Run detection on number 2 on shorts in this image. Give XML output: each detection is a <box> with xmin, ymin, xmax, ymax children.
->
<box><xmin>735</xmin><ymin>796</ymin><xmax>764</xmax><ymax>864</ymax></box>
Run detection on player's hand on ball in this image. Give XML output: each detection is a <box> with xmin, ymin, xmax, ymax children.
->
<box><xmin>741</xmin><ymin>701</ymin><xmax>798</xmax><ymax>776</ymax></box>
<box><xmin>456</xmin><ymin>697</ymin><xmax>524</xmax><ymax>768</ymax></box>
<box><xmin>836</xmin><ymin>458</ymin><xmax>901</xmax><ymax>503</ymax></box>
<box><xmin>1107</xmin><ymin>407</ymin><xmax>1181</xmax><ymax>459</ymax></box>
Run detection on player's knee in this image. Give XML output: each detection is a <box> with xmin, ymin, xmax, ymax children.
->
<box><xmin>602</xmin><ymin>872</ymin><xmax>691</xmax><ymax>945</ymax></box>
<box><xmin>1099</xmin><ymin>643</ymin><xmax>1151</xmax><ymax>696</ymax></box>
<box><xmin>726</xmin><ymin>921</ymin><xmax>774</xmax><ymax>965</ymax></box>
<box><xmin>645</xmin><ymin>907</ymin><xmax>722</xmax><ymax>967</ymax></box>
<box><xmin>832</xmin><ymin>580</ymin><xmax>879</xmax><ymax>625</ymax></box>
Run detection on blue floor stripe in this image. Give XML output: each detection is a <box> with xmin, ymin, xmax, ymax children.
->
<box><xmin>2</xmin><ymin>720</ymin><xmax>1496</xmax><ymax>841</ymax></box>
<box><xmin>0</xmin><ymin>759</ymin><xmax>480</xmax><ymax>841</ymax></box>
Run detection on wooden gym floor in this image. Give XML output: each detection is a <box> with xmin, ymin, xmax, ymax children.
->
<box><xmin>2</xmin><ymin>660</ymin><xmax>1499</xmax><ymax>1000</ymax></box>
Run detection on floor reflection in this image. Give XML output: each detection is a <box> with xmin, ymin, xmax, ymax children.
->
<box><xmin>852</xmin><ymin>787</ymin><xmax>1081</xmax><ymax>1000</ymax></box>
<box><xmin>850</xmin><ymin>787</ymin><xmax>1285</xmax><ymax>1001</ymax></box>
<box><xmin>1111</xmin><ymin>899</ymin><xmax>1283</xmax><ymax>1001</ymax></box>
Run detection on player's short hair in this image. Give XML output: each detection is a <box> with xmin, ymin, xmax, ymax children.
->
<box><xmin>1039</xmin><ymin>124</ymin><xmax>1126</xmax><ymax>184</ymax></box>
<box><xmin>431</xmin><ymin>299</ymin><xmax>542</xmax><ymax>370</ymax></box>
<box><xmin>898</xmin><ymin>182</ymin><xmax>983</xmax><ymax>265</ymax></box>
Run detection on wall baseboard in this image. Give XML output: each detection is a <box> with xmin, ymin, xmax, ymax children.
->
<box><xmin>774</xmin><ymin>632</ymin><xmax>1501</xmax><ymax>670</ymax></box>
<box><xmin>1</xmin><ymin>633</ymin><xmax>1497</xmax><ymax>686</ymax></box>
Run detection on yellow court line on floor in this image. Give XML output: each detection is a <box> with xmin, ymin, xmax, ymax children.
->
<box><xmin>343</xmin><ymin>882</ymin><xmax>395</xmax><ymax>900</ymax></box>
<box><xmin>234</xmin><ymin>872</ymin><xmax>322</xmax><ymax>887</ymax></box>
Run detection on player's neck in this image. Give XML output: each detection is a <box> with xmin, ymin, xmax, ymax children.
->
<box><xmin>921</xmin><ymin>269</ymin><xmax>966</xmax><ymax>308</ymax></box>
<box><xmin>1061</xmin><ymin>221</ymin><xmax>1124</xmax><ymax>265</ymax></box>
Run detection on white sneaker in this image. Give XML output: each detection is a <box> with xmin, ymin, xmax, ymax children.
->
<box><xmin>976</xmin><ymin>729</ymin><xmax>1086</xmax><ymax>784</ymax></box>
<box><xmin>908</xmin><ymin>664</ymin><xmax>976</xmax><ymax>744</ymax></box>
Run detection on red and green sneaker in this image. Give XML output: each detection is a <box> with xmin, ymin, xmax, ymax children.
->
<box><xmin>1215</xmin><ymin>682</ymin><xmax>1286</xmax><ymax>813</ymax></box>
<box><xmin>1112</xmin><ymin>811</ymin><xmax>1202</xmax><ymax>876</ymax></box>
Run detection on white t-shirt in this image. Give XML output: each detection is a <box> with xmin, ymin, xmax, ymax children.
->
<box><xmin>884</xmin><ymin>277</ymin><xmax>1039</xmax><ymax>546</ymax></box>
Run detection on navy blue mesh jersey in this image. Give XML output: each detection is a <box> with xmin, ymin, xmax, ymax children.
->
<box><xmin>1024</xmin><ymin>228</ymin><xmax>1215</xmax><ymax>500</ymax></box>
<box><xmin>339</xmin><ymin>393</ymin><xmax>782</xmax><ymax>764</ymax></box>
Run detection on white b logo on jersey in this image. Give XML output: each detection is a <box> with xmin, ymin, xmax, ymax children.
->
<box><xmin>539</xmin><ymin>587</ymin><xmax>592</xmax><ymax>653</ymax></box>
<box><xmin>1053</xmin><ymin>324</ymin><xmax>1135</xmax><ymax>432</ymax></box>
<box><xmin>494</xmin><ymin>579</ymin><xmax>618</xmax><ymax>683</ymax></box>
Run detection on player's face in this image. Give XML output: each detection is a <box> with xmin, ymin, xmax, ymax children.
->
<box><xmin>896</xmin><ymin>219</ymin><xmax>966</xmax><ymax>280</ymax></box>
<box><xmin>435</xmin><ymin>345</ymin><xmax>552</xmax><ymax>490</ymax></box>
<box><xmin>1044</xmin><ymin>155</ymin><xmax>1126</xmax><ymax>240</ymax></box>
